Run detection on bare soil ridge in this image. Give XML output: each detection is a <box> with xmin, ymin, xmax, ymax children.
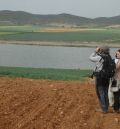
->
<box><xmin>0</xmin><ymin>77</ymin><xmax>120</xmax><ymax>129</ymax></box>
<box><xmin>0</xmin><ymin>40</ymin><xmax>120</xmax><ymax>47</ymax></box>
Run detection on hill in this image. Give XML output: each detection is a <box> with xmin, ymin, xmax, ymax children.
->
<box><xmin>0</xmin><ymin>10</ymin><xmax>120</xmax><ymax>26</ymax></box>
<box><xmin>0</xmin><ymin>10</ymin><xmax>91</xmax><ymax>26</ymax></box>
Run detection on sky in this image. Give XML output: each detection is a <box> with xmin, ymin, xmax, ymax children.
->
<box><xmin>0</xmin><ymin>0</ymin><xmax>120</xmax><ymax>18</ymax></box>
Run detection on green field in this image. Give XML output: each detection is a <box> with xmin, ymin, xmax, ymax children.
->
<box><xmin>0</xmin><ymin>25</ymin><xmax>120</xmax><ymax>43</ymax></box>
<box><xmin>0</xmin><ymin>66</ymin><xmax>92</xmax><ymax>81</ymax></box>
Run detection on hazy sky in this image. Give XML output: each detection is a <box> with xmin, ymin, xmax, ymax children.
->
<box><xmin>0</xmin><ymin>0</ymin><xmax>120</xmax><ymax>18</ymax></box>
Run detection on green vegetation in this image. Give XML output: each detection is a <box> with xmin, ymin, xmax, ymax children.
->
<box><xmin>0</xmin><ymin>32</ymin><xmax>19</xmax><ymax>35</ymax></box>
<box><xmin>0</xmin><ymin>25</ymin><xmax>38</xmax><ymax>32</ymax></box>
<box><xmin>0</xmin><ymin>66</ymin><xmax>92</xmax><ymax>81</ymax></box>
<box><xmin>0</xmin><ymin>25</ymin><xmax>120</xmax><ymax>43</ymax></box>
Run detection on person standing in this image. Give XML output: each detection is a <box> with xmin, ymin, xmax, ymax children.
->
<box><xmin>89</xmin><ymin>46</ymin><xmax>111</xmax><ymax>113</ymax></box>
<box><xmin>111</xmin><ymin>49</ymin><xmax>120</xmax><ymax>113</ymax></box>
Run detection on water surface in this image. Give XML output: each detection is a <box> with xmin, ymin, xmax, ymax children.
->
<box><xmin>0</xmin><ymin>44</ymin><xmax>117</xmax><ymax>69</ymax></box>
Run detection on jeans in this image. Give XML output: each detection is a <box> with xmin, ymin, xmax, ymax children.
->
<box><xmin>95</xmin><ymin>76</ymin><xmax>110</xmax><ymax>112</ymax></box>
<box><xmin>113</xmin><ymin>90</ymin><xmax>120</xmax><ymax>111</ymax></box>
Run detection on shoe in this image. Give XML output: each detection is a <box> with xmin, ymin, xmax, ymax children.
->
<box><xmin>113</xmin><ymin>110</ymin><xmax>119</xmax><ymax>113</ymax></box>
<box><xmin>95</xmin><ymin>108</ymin><xmax>107</xmax><ymax>113</ymax></box>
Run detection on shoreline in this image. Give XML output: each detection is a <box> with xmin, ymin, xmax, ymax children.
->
<box><xmin>0</xmin><ymin>40</ymin><xmax>120</xmax><ymax>48</ymax></box>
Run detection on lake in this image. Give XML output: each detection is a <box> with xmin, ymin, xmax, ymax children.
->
<box><xmin>0</xmin><ymin>44</ymin><xmax>117</xmax><ymax>69</ymax></box>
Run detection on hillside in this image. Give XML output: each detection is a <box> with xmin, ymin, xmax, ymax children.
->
<box><xmin>0</xmin><ymin>77</ymin><xmax>120</xmax><ymax>129</ymax></box>
<box><xmin>0</xmin><ymin>10</ymin><xmax>120</xmax><ymax>26</ymax></box>
<box><xmin>0</xmin><ymin>10</ymin><xmax>91</xmax><ymax>26</ymax></box>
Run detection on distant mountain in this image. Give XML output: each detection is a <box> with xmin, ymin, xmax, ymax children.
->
<box><xmin>0</xmin><ymin>10</ymin><xmax>120</xmax><ymax>26</ymax></box>
<box><xmin>93</xmin><ymin>15</ymin><xmax>120</xmax><ymax>26</ymax></box>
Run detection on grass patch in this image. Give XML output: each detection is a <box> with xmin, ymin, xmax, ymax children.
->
<box><xmin>0</xmin><ymin>32</ymin><xmax>19</xmax><ymax>35</ymax></box>
<box><xmin>0</xmin><ymin>30</ymin><xmax>120</xmax><ymax>43</ymax></box>
<box><xmin>0</xmin><ymin>26</ymin><xmax>120</xmax><ymax>43</ymax></box>
<box><xmin>0</xmin><ymin>66</ymin><xmax>92</xmax><ymax>81</ymax></box>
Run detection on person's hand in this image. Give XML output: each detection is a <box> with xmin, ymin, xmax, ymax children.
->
<box><xmin>95</xmin><ymin>47</ymin><xmax>100</xmax><ymax>53</ymax></box>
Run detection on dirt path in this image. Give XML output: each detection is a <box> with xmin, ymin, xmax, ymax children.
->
<box><xmin>0</xmin><ymin>77</ymin><xmax>120</xmax><ymax>129</ymax></box>
<box><xmin>0</xmin><ymin>40</ymin><xmax>120</xmax><ymax>48</ymax></box>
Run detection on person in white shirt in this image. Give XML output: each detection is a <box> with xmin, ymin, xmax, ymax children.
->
<box><xmin>111</xmin><ymin>49</ymin><xmax>120</xmax><ymax>113</ymax></box>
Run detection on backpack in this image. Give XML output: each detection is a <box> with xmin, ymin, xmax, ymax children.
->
<box><xmin>99</xmin><ymin>54</ymin><xmax>116</xmax><ymax>78</ymax></box>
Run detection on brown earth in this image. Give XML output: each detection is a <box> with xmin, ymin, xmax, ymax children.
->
<box><xmin>0</xmin><ymin>40</ymin><xmax>120</xmax><ymax>48</ymax></box>
<box><xmin>0</xmin><ymin>77</ymin><xmax>120</xmax><ymax>129</ymax></box>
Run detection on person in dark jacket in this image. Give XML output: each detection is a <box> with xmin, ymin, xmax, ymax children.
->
<box><xmin>89</xmin><ymin>46</ymin><xmax>111</xmax><ymax>113</ymax></box>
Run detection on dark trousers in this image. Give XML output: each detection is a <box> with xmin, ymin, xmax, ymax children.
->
<box><xmin>95</xmin><ymin>76</ymin><xmax>110</xmax><ymax>112</ymax></box>
<box><xmin>113</xmin><ymin>90</ymin><xmax>120</xmax><ymax>111</ymax></box>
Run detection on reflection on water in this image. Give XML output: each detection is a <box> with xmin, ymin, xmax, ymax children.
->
<box><xmin>0</xmin><ymin>44</ymin><xmax>117</xmax><ymax>69</ymax></box>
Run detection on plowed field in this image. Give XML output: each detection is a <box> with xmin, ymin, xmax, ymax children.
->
<box><xmin>0</xmin><ymin>77</ymin><xmax>120</xmax><ymax>129</ymax></box>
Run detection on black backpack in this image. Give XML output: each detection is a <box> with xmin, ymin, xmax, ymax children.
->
<box><xmin>99</xmin><ymin>54</ymin><xmax>116</xmax><ymax>78</ymax></box>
